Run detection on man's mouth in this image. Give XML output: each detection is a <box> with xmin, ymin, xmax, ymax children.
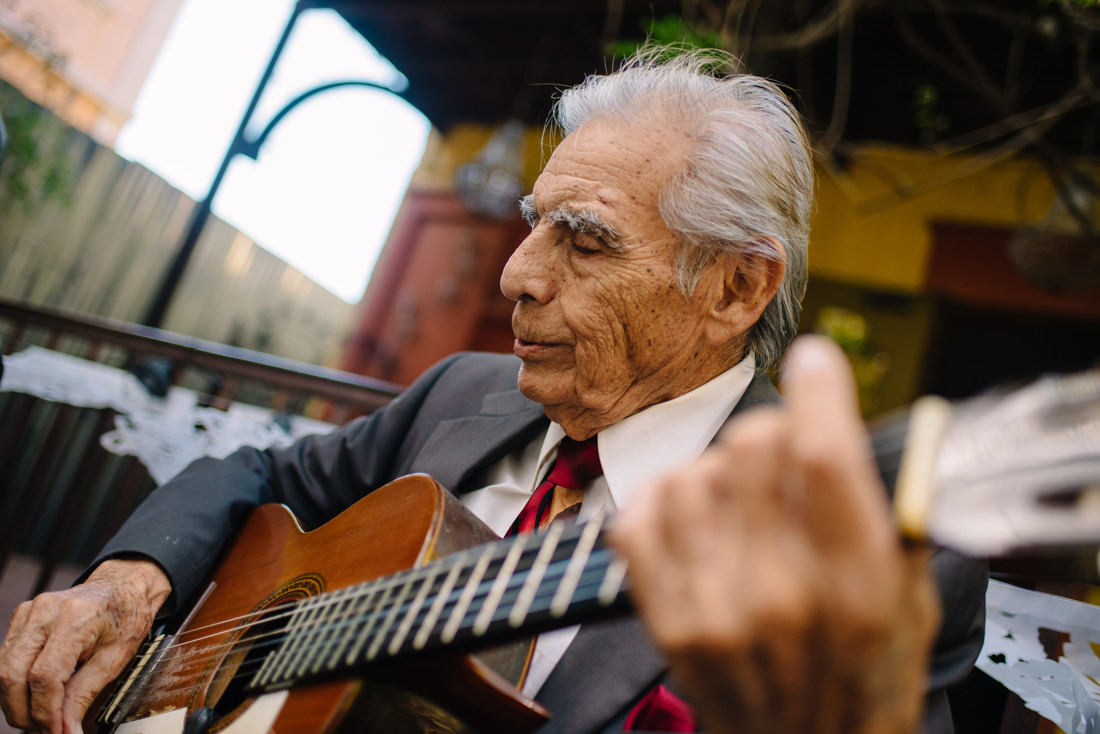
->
<box><xmin>513</xmin><ymin>338</ymin><xmax>565</xmax><ymax>359</ymax></box>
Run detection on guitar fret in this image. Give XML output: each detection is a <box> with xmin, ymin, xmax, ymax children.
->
<box><xmin>598</xmin><ymin>555</ymin><xmax>629</xmax><ymax>606</ymax></box>
<box><xmin>413</xmin><ymin>553</ymin><xmax>468</xmax><ymax>650</ymax></box>
<box><xmin>264</xmin><ymin>598</ymin><xmax>318</xmax><ymax>686</ymax></box>
<box><xmin>473</xmin><ymin>536</ymin><xmax>528</xmax><ymax>636</ymax></box>
<box><xmin>309</xmin><ymin>587</ymin><xmax>356</xmax><ymax>675</ymax></box>
<box><xmin>322</xmin><ymin>585</ymin><xmax>362</xmax><ymax>671</ymax></box>
<box><xmin>441</xmin><ymin>544</ymin><xmax>495</xmax><ymax>644</ymax></box>
<box><xmin>345</xmin><ymin>580</ymin><xmax>394</xmax><ymax>665</ymax></box>
<box><xmin>366</xmin><ymin>574</ymin><xmax>417</xmax><ymax>660</ymax></box>
<box><xmin>335</xmin><ymin>581</ymin><xmax>380</xmax><ymax>668</ymax></box>
<box><xmin>550</xmin><ymin>516</ymin><xmax>603</xmax><ymax>617</ymax></box>
<box><xmin>388</xmin><ymin>564</ymin><xmax>440</xmax><ymax>656</ymax></box>
<box><xmin>254</xmin><ymin>609</ymin><xmax>288</xmax><ymax>687</ymax></box>
<box><xmin>287</xmin><ymin>597</ymin><xmax>332</xmax><ymax>680</ymax></box>
<box><xmin>509</xmin><ymin>522</ymin><xmax>565</xmax><ymax>627</ymax></box>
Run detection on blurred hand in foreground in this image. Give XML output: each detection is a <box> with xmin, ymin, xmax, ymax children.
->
<box><xmin>611</xmin><ymin>335</ymin><xmax>940</xmax><ymax>734</ymax></box>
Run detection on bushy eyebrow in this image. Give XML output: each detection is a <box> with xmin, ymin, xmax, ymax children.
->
<box><xmin>518</xmin><ymin>194</ymin><xmax>625</xmax><ymax>250</ymax></box>
<box><xmin>519</xmin><ymin>194</ymin><xmax>539</xmax><ymax>225</ymax></box>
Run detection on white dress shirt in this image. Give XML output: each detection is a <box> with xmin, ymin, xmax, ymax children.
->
<box><xmin>459</xmin><ymin>355</ymin><xmax>757</xmax><ymax>696</ymax></box>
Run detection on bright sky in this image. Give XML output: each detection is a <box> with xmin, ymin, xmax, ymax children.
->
<box><xmin>116</xmin><ymin>0</ymin><xmax>431</xmax><ymax>303</ymax></box>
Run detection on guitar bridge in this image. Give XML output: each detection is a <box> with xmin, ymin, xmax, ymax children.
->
<box><xmin>97</xmin><ymin>632</ymin><xmax>169</xmax><ymax>726</ymax></box>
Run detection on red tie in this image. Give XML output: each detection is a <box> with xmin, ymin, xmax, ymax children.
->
<box><xmin>509</xmin><ymin>436</ymin><xmax>602</xmax><ymax>535</ymax></box>
<box><xmin>623</xmin><ymin>684</ymin><xmax>697</xmax><ymax>731</ymax></box>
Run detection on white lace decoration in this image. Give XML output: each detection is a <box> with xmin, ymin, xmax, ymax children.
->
<box><xmin>980</xmin><ymin>579</ymin><xmax>1100</xmax><ymax>734</ymax></box>
<box><xmin>1</xmin><ymin>346</ymin><xmax>335</xmax><ymax>484</ymax></box>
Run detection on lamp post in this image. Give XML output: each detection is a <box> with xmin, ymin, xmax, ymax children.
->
<box><xmin>141</xmin><ymin>0</ymin><xmax>407</xmax><ymax>328</ymax></box>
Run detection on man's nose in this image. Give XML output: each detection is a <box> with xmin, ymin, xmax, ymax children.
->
<box><xmin>501</xmin><ymin>230</ymin><xmax>554</xmax><ymax>304</ymax></box>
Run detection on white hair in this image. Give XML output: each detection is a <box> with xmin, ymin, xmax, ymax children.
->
<box><xmin>553</xmin><ymin>48</ymin><xmax>814</xmax><ymax>373</ymax></box>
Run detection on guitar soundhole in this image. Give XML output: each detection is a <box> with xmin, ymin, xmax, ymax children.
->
<box><xmin>196</xmin><ymin>573</ymin><xmax>325</xmax><ymax>724</ymax></box>
<box><xmin>204</xmin><ymin>608</ymin><xmax>289</xmax><ymax>717</ymax></box>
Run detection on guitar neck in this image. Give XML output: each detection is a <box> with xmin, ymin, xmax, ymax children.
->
<box><xmin>875</xmin><ymin>368</ymin><xmax>1100</xmax><ymax>558</ymax></box>
<box><xmin>249</xmin><ymin>514</ymin><xmax>630</xmax><ymax>693</ymax></box>
<box><xmin>248</xmin><ymin>366</ymin><xmax>1100</xmax><ymax>693</ymax></box>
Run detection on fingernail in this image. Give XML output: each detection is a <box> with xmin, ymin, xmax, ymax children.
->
<box><xmin>783</xmin><ymin>335</ymin><xmax>835</xmax><ymax>380</ymax></box>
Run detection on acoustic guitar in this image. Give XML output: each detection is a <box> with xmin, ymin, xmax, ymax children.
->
<box><xmin>89</xmin><ymin>368</ymin><xmax>1100</xmax><ymax>733</ymax></box>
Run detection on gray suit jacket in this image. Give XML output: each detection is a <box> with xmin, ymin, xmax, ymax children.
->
<box><xmin>92</xmin><ymin>352</ymin><xmax>985</xmax><ymax>733</ymax></box>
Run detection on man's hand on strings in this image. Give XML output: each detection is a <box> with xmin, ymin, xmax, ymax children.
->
<box><xmin>0</xmin><ymin>558</ymin><xmax>171</xmax><ymax>733</ymax></box>
<box><xmin>611</xmin><ymin>335</ymin><xmax>941</xmax><ymax>734</ymax></box>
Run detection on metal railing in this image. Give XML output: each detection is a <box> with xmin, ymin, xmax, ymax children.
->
<box><xmin>0</xmin><ymin>297</ymin><xmax>400</xmax><ymax>597</ymax></box>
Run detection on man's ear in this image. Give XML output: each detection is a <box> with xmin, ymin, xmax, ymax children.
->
<box><xmin>704</xmin><ymin>238</ymin><xmax>786</xmax><ymax>346</ymax></box>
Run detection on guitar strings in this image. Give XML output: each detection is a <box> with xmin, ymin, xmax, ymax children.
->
<box><xmin>112</xmin><ymin>525</ymin><xmax>622</xmax><ymax>705</ymax></box>
<box><xmin>156</xmin><ymin>554</ymin><xmax>620</xmax><ymax>691</ymax></box>
<box><xmin>143</xmin><ymin>550</ymin><xmax>471</xmax><ymax>656</ymax></box>
<box><xmin>146</xmin><ymin>515</ymin><xmax>607</xmax><ymax>657</ymax></box>
<box><xmin>118</xmin><ymin>544</ymin><xmax>623</xmax><ymax>705</ymax></box>
<box><xmin>133</xmin><ymin>575</ymin><xmax>620</xmax><ymax>707</ymax></box>
<box><xmin>145</xmin><ymin>530</ymin><xmax>543</xmax><ymax>656</ymax></box>
<box><xmin>145</xmin><ymin>545</ymin><xmax>607</xmax><ymax>676</ymax></box>
<box><xmin>150</xmin><ymin>522</ymin><xmax>588</xmax><ymax>646</ymax></box>
<box><xmin>229</xmin><ymin>554</ymin><xmax>618</xmax><ymax>684</ymax></box>
<box><xmin>135</xmin><ymin>529</ymin><xmax>612</xmax><ymax>688</ymax></box>
<box><xmin>233</xmin><ymin>563</ymin><xmax>617</xmax><ymax>689</ymax></box>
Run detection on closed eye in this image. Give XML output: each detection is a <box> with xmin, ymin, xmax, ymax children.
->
<box><xmin>568</xmin><ymin>232</ymin><xmax>605</xmax><ymax>255</ymax></box>
<box><xmin>571</xmin><ymin>241</ymin><xmax>600</xmax><ymax>255</ymax></box>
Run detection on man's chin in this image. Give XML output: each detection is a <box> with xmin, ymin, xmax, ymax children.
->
<box><xmin>515</xmin><ymin>365</ymin><xmax>569</xmax><ymax>407</ymax></box>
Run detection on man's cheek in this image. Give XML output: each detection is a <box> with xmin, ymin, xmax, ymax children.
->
<box><xmin>575</xmin><ymin>319</ymin><xmax>631</xmax><ymax>370</ymax></box>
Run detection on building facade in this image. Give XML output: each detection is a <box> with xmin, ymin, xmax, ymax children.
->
<box><xmin>0</xmin><ymin>0</ymin><xmax>183</xmax><ymax>145</ymax></box>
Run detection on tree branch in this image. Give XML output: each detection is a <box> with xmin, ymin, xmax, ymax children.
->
<box><xmin>817</xmin><ymin>0</ymin><xmax>858</xmax><ymax>157</ymax></box>
<box><xmin>729</xmin><ymin>0</ymin><xmax>875</xmax><ymax>52</ymax></box>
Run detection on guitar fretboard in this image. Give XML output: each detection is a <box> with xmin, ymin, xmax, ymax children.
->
<box><xmin>250</xmin><ymin>515</ymin><xmax>630</xmax><ymax>691</ymax></box>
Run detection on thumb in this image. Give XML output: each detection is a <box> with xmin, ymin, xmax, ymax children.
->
<box><xmin>780</xmin><ymin>335</ymin><xmax>862</xmax><ymax>431</ymax></box>
<box><xmin>60</xmin><ymin>653</ymin><xmax>123</xmax><ymax>732</ymax></box>
<box><xmin>780</xmin><ymin>335</ymin><xmax>893</xmax><ymax>551</ymax></box>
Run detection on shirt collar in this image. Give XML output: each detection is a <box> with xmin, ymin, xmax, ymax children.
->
<box><xmin>537</xmin><ymin>355</ymin><xmax>757</xmax><ymax>511</ymax></box>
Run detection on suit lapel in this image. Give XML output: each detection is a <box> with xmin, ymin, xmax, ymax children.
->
<box><xmin>408</xmin><ymin>388</ymin><xmax>547</xmax><ymax>494</ymax></box>
<box><xmin>535</xmin><ymin>617</ymin><xmax>666</xmax><ymax>734</ymax></box>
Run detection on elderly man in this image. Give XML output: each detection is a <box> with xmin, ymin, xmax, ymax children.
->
<box><xmin>0</xmin><ymin>51</ymin><xmax>984</xmax><ymax>734</ymax></box>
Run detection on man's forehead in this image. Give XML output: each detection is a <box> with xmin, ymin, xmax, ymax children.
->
<box><xmin>534</xmin><ymin>121</ymin><xmax>684</xmax><ymax>203</ymax></box>
<box><xmin>528</xmin><ymin>167</ymin><xmax>630</xmax><ymax>212</ymax></box>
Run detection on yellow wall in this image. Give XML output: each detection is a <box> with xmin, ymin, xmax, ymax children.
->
<box><xmin>409</xmin><ymin>123</ymin><xmax>558</xmax><ymax>193</ymax></box>
<box><xmin>810</xmin><ymin>145</ymin><xmax>1091</xmax><ymax>292</ymax></box>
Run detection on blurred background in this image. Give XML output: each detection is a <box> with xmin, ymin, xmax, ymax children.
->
<box><xmin>0</xmin><ymin>1</ymin><xmax>1098</xmax><ymax>732</ymax></box>
<box><xmin>1</xmin><ymin>0</ymin><xmax>1097</xmax><ymax>403</ymax></box>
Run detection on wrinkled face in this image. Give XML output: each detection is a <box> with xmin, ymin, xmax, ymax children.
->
<box><xmin>500</xmin><ymin>119</ymin><xmax>736</xmax><ymax>438</ymax></box>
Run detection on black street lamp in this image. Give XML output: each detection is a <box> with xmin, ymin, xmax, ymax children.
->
<box><xmin>141</xmin><ymin>0</ymin><xmax>407</xmax><ymax>328</ymax></box>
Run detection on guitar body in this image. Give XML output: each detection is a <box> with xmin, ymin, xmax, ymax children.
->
<box><xmin>90</xmin><ymin>475</ymin><xmax>549</xmax><ymax>734</ymax></box>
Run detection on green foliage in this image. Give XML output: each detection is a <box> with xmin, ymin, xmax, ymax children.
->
<box><xmin>610</xmin><ymin>15</ymin><xmax>723</xmax><ymax>60</ymax></box>
<box><xmin>814</xmin><ymin>306</ymin><xmax>892</xmax><ymax>416</ymax></box>
<box><xmin>914</xmin><ymin>84</ymin><xmax>950</xmax><ymax>145</ymax></box>
<box><xmin>0</xmin><ymin>84</ymin><xmax>73</xmax><ymax>214</ymax></box>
